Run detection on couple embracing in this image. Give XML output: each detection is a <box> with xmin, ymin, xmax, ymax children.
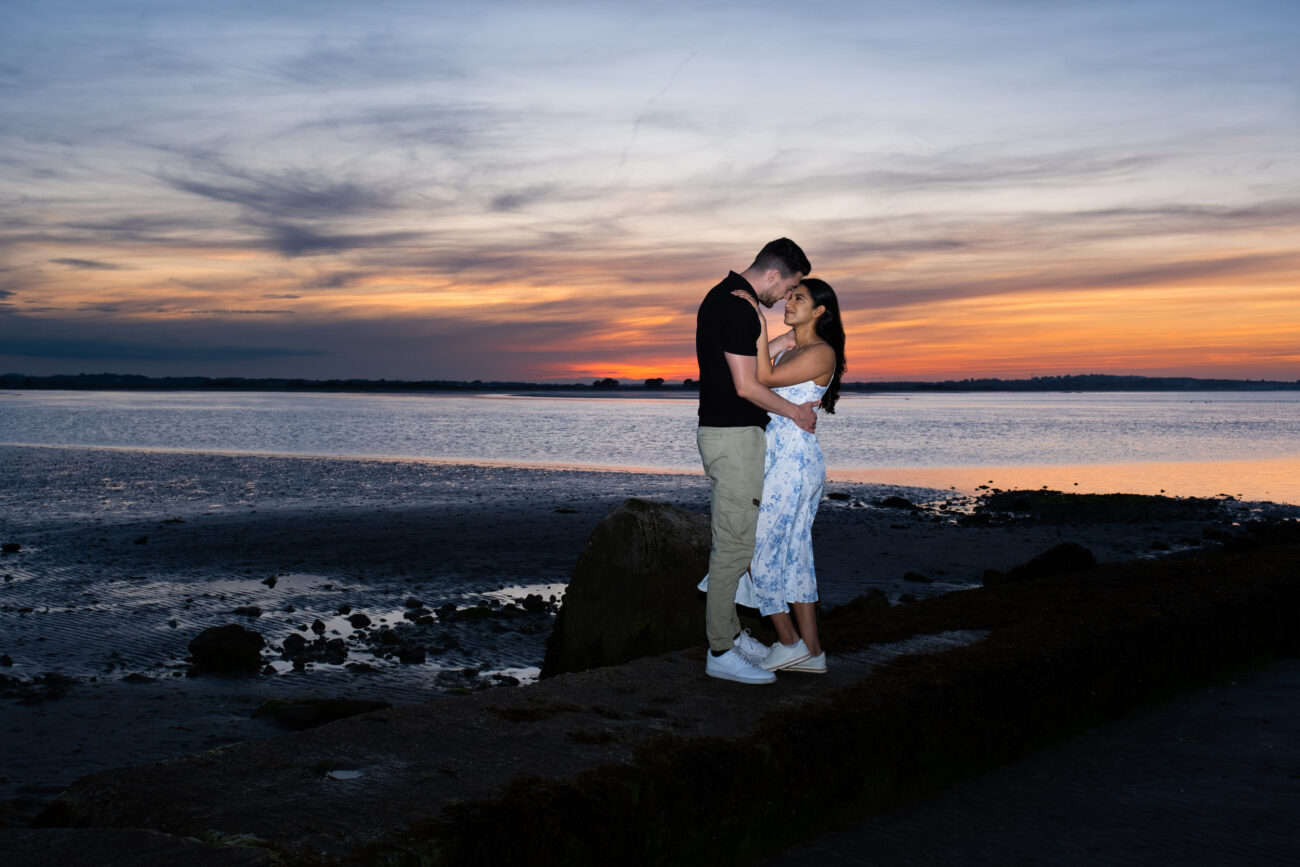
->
<box><xmin>696</xmin><ymin>238</ymin><xmax>847</xmax><ymax>685</ymax></box>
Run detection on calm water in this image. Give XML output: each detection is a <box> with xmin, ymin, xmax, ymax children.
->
<box><xmin>4</xmin><ymin>389</ymin><xmax>1300</xmax><ymax>503</ymax></box>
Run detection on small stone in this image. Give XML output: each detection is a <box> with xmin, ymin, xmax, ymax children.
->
<box><xmin>398</xmin><ymin>646</ymin><xmax>427</xmax><ymax>664</ymax></box>
<box><xmin>233</xmin><ymin>605</ymin><xmax>262</xmax><ymax>617</ymax></box>
<box><xmin>348</xmin><ymin>612</ymin><xmax>371</xmax><ymax>628</ymax></box>
<box><xmin>262</xmin><ymin>576</ymin><xmax>278</xmax><ymax>588</ymax></box>
<box><xmin>0</xmin><ymin>654</ymin><xmax>12</xmax><ymax>666</ymax></box>
<box><xmin>133</xmin><ymin>536</ymin><xmax>148</xmax><ymax>545</ymax></box>
<box><xmin>903</xmin><ymin>571</ymin><xmax>934</xmax><ymax>584</ymax></box>
<box><xmin>404</xmin><ymin>598</ymin><xmax>424</xmax><ymax>609</ymax></box>
<box><xmin>1</xmin><ymin>542</ymin><xmax>20</xmax><ymax>554</ymax></box>
<box><xmin>337</xmin><ymin>604</ymin><xmax>352</xmax><ymax>615</ymax></box>
<box><xmin>310</xmin><ymin>619</ymin><xmax>326</xmax><ymax>635</ymax></box>
<box><xmin>826</xmin><ymin>491</ymin><xmax>851</xmax><ymax>501</ymax></box>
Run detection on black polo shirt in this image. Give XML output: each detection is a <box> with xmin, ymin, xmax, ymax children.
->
<box><xmin>696</xmin><ymin>271</ymin><xmax>769</xmax><ymax>428</ymax></box>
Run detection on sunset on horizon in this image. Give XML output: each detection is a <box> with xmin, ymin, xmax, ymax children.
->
<box><xmin>3</xmin><ymin>0</ymin><xmax>1297</xmax><ymax>384</ymax></box>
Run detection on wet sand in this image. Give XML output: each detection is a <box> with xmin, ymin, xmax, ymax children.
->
<box><xmin>2</xmin><ymin>444</ymin><xmax>1293</xmax><ymax>812</ymax></box>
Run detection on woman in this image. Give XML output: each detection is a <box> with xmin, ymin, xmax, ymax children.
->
<box><xmin>733</xmin><ymin>277</ymin><xmax>846</xmax><ymax>673</ymax></box>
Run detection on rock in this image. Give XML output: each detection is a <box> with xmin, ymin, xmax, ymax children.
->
<box><xmin>133</xmin><ymin>536</ymin><xmax>148</xmax><ymax>545</ymax></box>
<box><xmin>233</xmin><ymin>605</ymin><xmax>262</xmax><ymax>617</ymax></box>
<box><xmin>435</xmin><ymin>603</ymin><xmax>457</xmax><ymax>621</ymax></box>
<box><xmin>122</xmin><ymin>672</ymin><xmax>152</xmax><ymax>684</ymax></box>
<box><xmin>348</xmin><ymin>613</ymin><xmax>371</xmax><ymax>629</ymax></box>
<box><xmin>282</xmin><ymin>633</ymin><xmax>307</xmax><ymax>656</ymax></box>
<box><xmin>323</xmin><ymin>638</ymin><xmax>347</xmax><ymax>664</ymax></box>
<box><xmin>310</xmin><ymin>619</ymin><xmax>326</xmax><ymax>635</ymax></box>
<box><xmin>404</xmin><ymin>598</ymin><xmax>424</xmax><ymax>609</ymax></box>
<box><xmin>402</xmin><ymin>607</ymin><xmax>431</xmax><ymax>622</ymax></box>
<box><xmin>825</xmin><ymin>491</ymin><xmax>851</xmax><ymax>501</ymax></box>
<box><xmin>991</xmin><ymin>542</ymin><xmax>1098</xmax><ymax>585</ymax></box>
<box><xmin>252</xmin><ymin>698</ymin><xmax>391</xmax><ymax>731</ymax></box>
<box><xmin>981</xmin><ymin>569</ymin><xmax>1006</xmax><ymax>585</ymax></box>
<box><xmin>541</xmin><ymin>498</ymin><xmax>711</xmax><ymax>678</ymax></box>
<box><xmin>397</xmin><ymin>646</ymin><xmax>427</xmax><ymax>664</ymax></box>
<box><xmin>262</xmin><ymin>576</ymin><xmax>277</xmax><ymax>588</ymax></box>
<box><xmin>337</xmin><ymin>604</ymin><xmax>352</xmax><ymax>615</ymax></box>
<box><xmin>903</xmin><ymin>571</ymin><xmax>934</xmax><ymax>584</ymax></box>
<box><xmin>877</xmin><ymin>496</ymin><xmax>916</xmax><ymax>510</ymax></box>
<box><xmin>188</xmin><ymin>624</ymin><xmax>265</xmax><ymax>673</ymax></box>
<box><xmin>1</xmin><ymin>654</ymin><xmax>12</xmax><ymax>666</ymax></box>
<box><xmin>521</xmin><ymin>594</ymin><xmax>549</xmax><ymax>613</ymax></box>
<box><xmin>834</xmin><ymin>588</ymin><xmax>891</xmax><ymax>617</ymax></box>
<box><xmin>1</xmin><ymin>542</ymin><xmax>20</xmax><ymax>553</ymax></box>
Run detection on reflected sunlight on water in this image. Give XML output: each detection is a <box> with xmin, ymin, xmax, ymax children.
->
<box><xmin>836</xmin><ymin>458</ymin><xmax>1300</xmax><ymax>505</ymax></box>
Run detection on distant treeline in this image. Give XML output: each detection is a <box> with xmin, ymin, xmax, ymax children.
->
<box><xmin>3</xmin><ymin>371</ymin><xmax>1298</xmax><ymax>393</ymax></box>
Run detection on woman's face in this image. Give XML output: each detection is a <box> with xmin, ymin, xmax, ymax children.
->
<box><xmin>783</xmin><ymin>284</ymin><xmax>825</xmax><ymax>327</ymax></box>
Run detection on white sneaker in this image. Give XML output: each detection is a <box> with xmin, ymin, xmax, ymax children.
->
<box><xmin>785</xmin><ymin>652</ymin><xmax>827</xmax><ymax>674</ymax></box>
<box><xmin>706</xmin><ymin>648</ymin><xmax>776</xmax><ymax>684</ymax></box>
<box><xmin>733</xmin><ymin>629</ymin><xmax>770</xmax><ymax>665</ymax></box>
<box><xmin>761</xmin><ymin>639</ymin><xmax>811</xmax><ymax>671</ymax></box>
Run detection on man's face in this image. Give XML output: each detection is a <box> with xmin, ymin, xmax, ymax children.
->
<box><xmin>756</xmin><ymin>269</ymin><xmax>805</xmax><ymax>307</ymax></box>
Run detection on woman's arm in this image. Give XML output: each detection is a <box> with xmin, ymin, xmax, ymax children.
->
<box><xmin>758</xmin><ymin>344</ymin><xmax>836</xmax><ymax>388</ymax></box>
<box><xmin>767</xmin><ymin>328</ymin><xmax>796</xmax><ymax>357</ymax></box>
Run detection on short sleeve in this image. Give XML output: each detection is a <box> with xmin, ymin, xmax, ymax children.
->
<box><xmin>719</xmin><ymin>297</ymin><xmax>759</xmax><ymax>357</ymax></box>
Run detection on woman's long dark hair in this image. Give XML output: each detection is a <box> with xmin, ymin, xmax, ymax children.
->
<box><xmin>802</xmin><ymin>277</ymin><xmax>847</xmax><ymax>414</ymax></box>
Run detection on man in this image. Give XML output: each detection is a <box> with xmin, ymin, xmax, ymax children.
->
<box><xmin>696</xmin><ymin>238</ymin><xmax>818</xmax><ymax>684</ymax></box>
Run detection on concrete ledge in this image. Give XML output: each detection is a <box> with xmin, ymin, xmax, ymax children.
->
<box><xmin>31</xmin><ymin>543</ymin><xmax>1300</xmax><ymax>866</ymax></box>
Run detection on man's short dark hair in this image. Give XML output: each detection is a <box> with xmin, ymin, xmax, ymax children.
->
<box><xmin>751</xmin><ymin>238</ymin><xmax>810</xmax><ymax>278</ymax></box>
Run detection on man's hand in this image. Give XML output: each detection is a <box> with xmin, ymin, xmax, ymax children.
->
<box><xmin>791</xmin><ymin>400</ymin><xmax>818</xmax><ymax>433</ymax></box>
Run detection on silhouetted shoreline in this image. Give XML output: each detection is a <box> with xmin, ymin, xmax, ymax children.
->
<box><xmin>3</xmin><ymin>371</ymin><xmax>1298</xmax><ymax>393</ymax></box>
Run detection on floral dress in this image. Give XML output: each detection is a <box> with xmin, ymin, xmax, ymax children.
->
<box><xmin>748</xmin><ymin>374</ymin><xmax>828</xmax><ymax>615</ymax></box>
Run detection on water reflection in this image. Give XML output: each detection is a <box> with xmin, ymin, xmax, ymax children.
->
<box><xmin>838</xmin><ymin>458</ymin><xmax>1300</xmax><ymax>505</ymax></box>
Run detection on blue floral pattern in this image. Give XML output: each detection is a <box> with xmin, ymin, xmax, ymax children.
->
<box><xmin>750</xmin><ymin>370</ymin><xmax>828</xmax><ymax>616</ymax></box>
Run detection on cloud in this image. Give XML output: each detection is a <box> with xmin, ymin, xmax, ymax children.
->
<box><xmin>1</xmin><ymin>336</ymin><xmax>327</xmax><ymax>362</ymax></box>
<box><xmin>49</xmin><ymin>258</ymin><xmax>125</xmax><ymax>270</ymax></box>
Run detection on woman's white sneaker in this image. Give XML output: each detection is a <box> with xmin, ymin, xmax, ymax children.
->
<box><xmin>785</xmin><ymin>652</ymin><xmax>827</xmax><ymax>674</ymax></box>
<box><xmin>760</xmin><ymin>639</ymin><xmax>811</xmax><ymax>671</ymax></box>
<box><xmin>706</xmin><ymin>648</ymin><xmax>777</xmax><ymax>684</ymax></box>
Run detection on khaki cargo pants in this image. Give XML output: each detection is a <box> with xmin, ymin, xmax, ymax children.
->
<box><xmin>697</xmin><ymin>425</ymin><xmax>765</xmax><ymax>652</ymax></box>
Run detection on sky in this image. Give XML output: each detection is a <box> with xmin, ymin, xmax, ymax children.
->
<box><xmin>1</xmin><ymin>0</ymin><xmax>1297</xmax><ymax>383</ymax></box>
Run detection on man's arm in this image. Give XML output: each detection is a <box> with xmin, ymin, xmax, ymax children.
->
<box><xmin>726</xmin><ymin>351</ymin><xmax>817</xmax><ymax>433</ymax></box>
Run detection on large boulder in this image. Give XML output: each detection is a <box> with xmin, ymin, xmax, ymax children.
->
<box><xmin>541</xmin><ymin>499</ymin><xmax>712</xmax><ymax>677</ymax></box>
<box><xmin>988</xmin><ymin>542</ymin><xmax>1098</xmax><ymax>586</ymax></box>
<box><xmin>188</xmin><ymin>623</ymin><xmax>265</xmax><ymax>673</ymax></box>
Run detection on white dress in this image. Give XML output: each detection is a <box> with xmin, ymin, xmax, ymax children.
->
<box><xmin>698</xmin><ymin>363</ymin><xmax>828</xmax><ymax>615</ymax></box>
<box><xmin>749</xmin><ymin>375</ymin><xmax>827</xmax><ymax>615</ymax></box>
